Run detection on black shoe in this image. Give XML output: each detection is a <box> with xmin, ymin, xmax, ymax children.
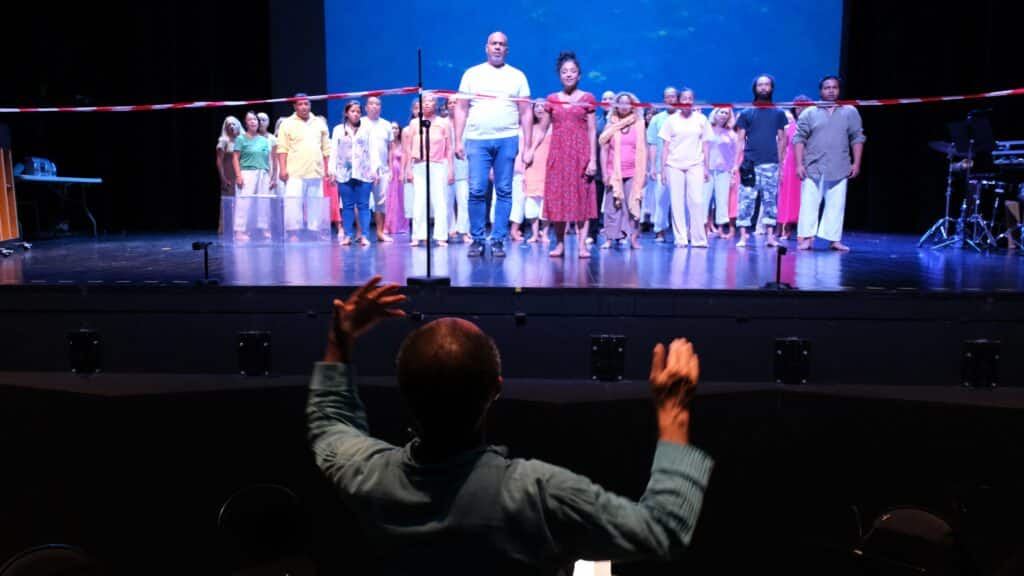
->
<box><xmin>467</xmin><ymin>241</ymin><xmax>485</xmax><ymax>257</ymax></box>
<box><xmin>491</xmin><ymin>241</ymin><xmax>506</xmax><ymax>258</ymax></box>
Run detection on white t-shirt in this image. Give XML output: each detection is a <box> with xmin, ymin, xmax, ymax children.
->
<box><xmin>658</xmin><ymin>111</ymin><xmax>712</xmax><ymax>170</ymax></box>
<box><xmin>361</xmin><ymin>116</ymin><xmax>393</xmax><ymax>175</ymax></box>
<box><xmin>458</xmin><ymin>62</ymin><xmax>530</xmax><ymax>140</ymax></box>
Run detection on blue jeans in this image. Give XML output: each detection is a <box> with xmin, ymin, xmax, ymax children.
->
<box><xmin>467</xmin><ymin>136</ymin><xmax>518</xmax><ymax>243</ymax></box>
<box><xmin>339</xmin><ymin>178</ymin><xmax>372</xmax><ymax>239</ymax></box>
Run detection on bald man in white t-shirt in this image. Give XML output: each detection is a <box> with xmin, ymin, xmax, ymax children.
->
<box><xmin>453</xmin><ymin>31</ymin><xmax>533</xmax><ymax>258</ymax></box>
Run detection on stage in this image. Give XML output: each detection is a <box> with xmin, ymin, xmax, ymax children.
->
<box><xmin>0</xmin><ymin>229</ymin><xmax>1021</xmax><ymax>388</ymax></box>
<box><xmin>2</xmin><ymin>230</ymin><xmax>1023</xmax><ymax>291</ymax></box>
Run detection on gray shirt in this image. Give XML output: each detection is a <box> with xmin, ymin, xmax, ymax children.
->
<box><xmin>307</xmin><ymin>362</ymin><xmax>714</xmax><ymax>575</ymax></box>
<box><xmin>793</xmin><ymin>105</ymin><xmax>866</xmax><ymax>181</ymax></box>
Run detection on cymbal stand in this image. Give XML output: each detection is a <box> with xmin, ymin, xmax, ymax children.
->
<box><xmin>919</xmin><ymin>150</ymin><xmax>959</xmax><ymax>247</ymax></box>
<box><xmin>995</xmin><ymin>184</ymin><xmax>1024</xmax><ymax>249</ymax></box>
<box><xmin>933</xmin><ymin>139</ymin><xmax>982</xmax><ymax>251</ymax></box>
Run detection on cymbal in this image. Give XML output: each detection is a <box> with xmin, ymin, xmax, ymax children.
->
<box><xmin>929</xmin><ymin>140</ymin><xmax>973</xmax><ymax>158</ymax></box>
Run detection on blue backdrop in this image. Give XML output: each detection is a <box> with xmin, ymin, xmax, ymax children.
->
<box><xmin>325</xmin><ymin>0</ymin><xmax>843</xmax><ymax>127</ymax></box>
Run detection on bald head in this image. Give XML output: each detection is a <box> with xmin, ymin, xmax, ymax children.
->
<box><xmin>397</xmin><ymin>318</ymin><xmax>502</xmax><ymax>442</ymax></box>
<box><xmin>485</xmin><ymin>31</ymin><xmax>509</xmax><ymax>67</ymax></box>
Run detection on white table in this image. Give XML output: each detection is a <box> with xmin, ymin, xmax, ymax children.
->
<box><xmin>16</xmin><ymin>174</ymin><xmax>103</xmax><ymax>237</ymax></box>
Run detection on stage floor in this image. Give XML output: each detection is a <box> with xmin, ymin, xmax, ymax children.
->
<box><xmin>2</xmin><ymin>231</ymin><xmax>1023</xmax><ymax>291</ymax></box>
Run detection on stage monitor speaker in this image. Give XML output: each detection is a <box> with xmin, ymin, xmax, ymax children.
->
<box><xmin>590</xmin><ymin>335</ymin><xmax>626</xmax><ymax>382</ymax></box>
<box><xmin>962</xmin><ymin>339</ymin><xmax>1000</xmax><ymax>388</ymax></box>
<box><xmin>67</xmin><ymin>329</ymin><xmax>102</xmax><ymax>375</ymax></box>
<box><xmin>238</xmin><ymin>331</ymin><xmax>272</xmax><ymax>377</ymax></box>
<box><xmin>774</xmin><ymin>338</ymin><xmax>810</xmax><ymax>385</ymax></box>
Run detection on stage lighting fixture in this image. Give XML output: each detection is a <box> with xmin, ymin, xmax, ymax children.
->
<box><xmin>238</xmin><ymin>331</ymin><xmax>272</xmax><ymax>377</ymax></box>
<box><xmin>67</xmin><ymin>329</ymin><xmax>101</xmax><ymax>374</ymax></box>
<box><xmin>192</xmin><ymin>240</ymin><xmax>218</xmax><ymax>285</ymax></box>
<box><xmin>962</xmin><ymin>339</ymin><xmax>1000</xmax><ymax>388</ymax></box>
<box><xmin>590</xmin><ymin>335</ymin><xmax>626</xmax><ymax>382</ymax></box>
<box><xmin>774</xmin><ymin>338</ymin><xmax>810</xmax><ymax>385</ymax></box>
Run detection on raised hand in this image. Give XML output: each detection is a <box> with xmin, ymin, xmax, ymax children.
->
<box><xmin>649</xmin><ymin>338</ymin><xmax>700</xmax><ymax>408</ymax></box>
<box><xmin>328</xmin><ymin>276</ymin><xmax>407</xmax><ymax>353</ymax></box>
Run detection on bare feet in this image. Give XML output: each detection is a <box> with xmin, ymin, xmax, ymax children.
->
<box><xmin>527</xmin><ymin>236</ymin><xmax>539</xmax><ymax>244</ymax></box>
<box><xmin>548</xmin><ymin>242</ymin><xmax>565</xmax><ymax>257</ymax></box>
<box><xmin>630</xmin><ymin>236</ymin><xmax>641</xmax><ymax>250</ymax></box>
<box><xmin>377</xmin><ymin>233</ymin><xmax>393</xmax><ymax>243</ymax></box>
<box><xmin>409</xmin><ymin>240</ymin><xmax>421</xmax><ymax>247</ymax></box>
<box><xmin>600</xmin><ymin>240</ymin><xmax>612</xmax><ymax>249</ymax></box>
<box><xmin>340</xmin><ymin>236</ymin><xmax>352</xmax><ymax>246</ymax></box>
<box><xmin>358</xmin><ymin>236</ymin><xmax>371</xmax><ymax>247</ymax></box>
<box><xmin>462</xmin><ymin>234</ymin><xmax>472</xmax><ymax>244</ymax></box>
<box><xmin>830</xmin><ymin>241</ymin><xmax>850</xmax><ymax>252</ymax></box>
<box><xmin>578</xmin><ymin>247</ymin><xmax>591</xmax><ymax>258</ymax></box>
<box><xmin>766</xmin><ymin>235</ymin><xmax>779</xmax><ymax>248</ymax></box>
<box><xmin>798</xmin><ymin>238</ymin><xmax>813</xmax><ymax>250</ymax></box>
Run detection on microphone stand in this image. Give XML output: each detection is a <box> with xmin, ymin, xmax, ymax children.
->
<box><xmin>407</xmin><ymin>48</ymin><xmax>451</xmax><ymax>287</ymax></box>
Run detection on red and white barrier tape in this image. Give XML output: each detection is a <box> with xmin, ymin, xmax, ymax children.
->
<box><xmin>0</xmin><ymin>87</ymin><xmax>419</xmax><ymax>113</ymax></box>
<box><xmin>2</xmin><ymin>85</ymin><xmax>1022</xmax><ymax>114</ymax></box>
<box><xmin>435</xmin><ymin>87</ymin><xmax>1024</xmax><ymax>110</ymax></box>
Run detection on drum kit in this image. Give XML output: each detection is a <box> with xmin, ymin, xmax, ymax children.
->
<box><xmin>918</xmin><ymin>113</ymin><xmax>1023</xmax><ymax>250</ymax></box>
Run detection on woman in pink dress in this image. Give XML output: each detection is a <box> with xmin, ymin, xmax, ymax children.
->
<box><xmin>598</xmin><ymin>92</ymin><xmax>647</xmax><ymax>250</ymax></box>
<box><xmin>384</xmin><ymin>121</ymin><xmax>408</xmax><ymax>235</ymax></box>
<box><xmin>777</xmin><ymin>95</ymin><xmax>813</xmax><ymax>240</ymax></box>
<box><xmin>526</xmin><ymin>51</ymin><xmax>598</xmax><ymax>259</ymax></box>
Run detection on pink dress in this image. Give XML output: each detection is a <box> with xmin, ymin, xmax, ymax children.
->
<box><xmin>384</xmin><ymin>146</ymin><xmax>408</xmax><ymax>234</ymax></box>
<box><xmin>777</xmin><ymin>121</ymin><xmax>801</xmax><ymax>225</ymax></box>
<box><xmin>542</xmin><ymin>91</ymin><xmax>598</xmax><ymax>222</ymax></box>
<box><xmin>322</xmin><ymin>158</ymin><xmax>341</xmax><ymax>224</ymax></box>
<box><xmin>729</xmin><ymin>151</ymin><xmax>741</xmax><ymax>220</ymax></box>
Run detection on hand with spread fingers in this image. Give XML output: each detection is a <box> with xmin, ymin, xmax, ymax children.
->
<box><xmin>325</xmin><ymin>275</ymin><xmax>407</xmax><ymax>362</ymax></box>
<box><xmin>648</xmin><ymin>338</ymin><xmax>700</xmax><ymax>445</ymax></box>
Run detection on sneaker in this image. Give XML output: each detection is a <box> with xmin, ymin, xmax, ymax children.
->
<box><xmin>491</xmin><ymin>241</ymin><xmax>506</xmax><ymax>258</ymax></box>
<box><xmin>467</xmin><ymin>241</ymin><xmax>485</xmax><ymax>257</ymax></box>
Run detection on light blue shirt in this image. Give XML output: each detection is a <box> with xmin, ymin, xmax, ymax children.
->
<box><xmin>646</xmin><ymin>111</ymin><xmax>675</xmax><ymax>171</ymax></box>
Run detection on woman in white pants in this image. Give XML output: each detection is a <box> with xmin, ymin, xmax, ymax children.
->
<box><xmin>401</xmin><ymin>100</ymin><xmax>419</xmax><ymax>226</ymax></box>
<box><xmin>657</xmin><ymin>89</ymin><xmax>712</xmax><ymax>247</ymax></box>
<box><xmin>232</xmin><ymin>111</ymin><xmax>273</xmax><ymax>241</ymax></box>
<box><xmin>446</xmin><ymin>98</ymin><xmax>471</xmax><ymax>242</ymax></box>
<box><xmin>704</xmin><ymin>107</ymin><xmax>738</xmax><ymax>240</ymax></box>
<box><xmin>403</xmin><ymin>92</ymin><xmax>454</xmax><ymax>246</ymax></box>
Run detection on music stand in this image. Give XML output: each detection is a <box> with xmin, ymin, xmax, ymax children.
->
<box><xmin>933</xmin><ymin>112</ymin><xmax>997</xmax><ymax>251</ymax></box>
